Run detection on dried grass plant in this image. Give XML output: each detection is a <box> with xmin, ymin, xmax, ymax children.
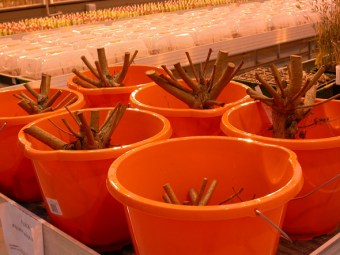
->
<box><xmin>311</xmin><ymin>0</ymin><xmax>340</xmax><ymax>70</ymax></box>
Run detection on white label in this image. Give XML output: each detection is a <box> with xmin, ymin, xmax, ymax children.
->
<box><xmin>0</xmin><ymin>202</ymin><xmax>43</xmax><ymax>255</ymax></box>
<box><xmin>46</xmin><ymin>198</ymin><xmax>63</xmax><ymax>216</ymax></box>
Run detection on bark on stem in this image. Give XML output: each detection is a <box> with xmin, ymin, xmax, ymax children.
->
<box><xmin>214</xmin><ymin>50</ymin><xmax>229</xmax><ymax>82</ymax></box>
<box><xmin>173</xmin><ymin>63</ymin><xmax>200</xmax><ymax>93</ymax></box>
<box><xmin>199</xmin><ymin>179</ymin><xmax>217</xmax><ymax>206</ymax></box>
<box><xmin>209</xmin><ymin>62</ymin><xmax>236</xmax><ymax>100</ymax></box>
<box><xmin>116</xmin><ymin>52</ymin><xmax>131</xmax><ymax>84</ymax></box>
<box><xmin>76</xmin><ymin>112</ymin><xmax>96</xmax><ymax>147</ymax></box>
<box><xmin>24</xmin><ymin>126</ymin><xmax>68</xmax><ymax>150</ymax></box>
<box><xmin>81</xmin><ymin>55</ymin><xmax>99</xmax><ymax>79</ymax></box>
<box><xmin>40</xmin><ymin>73</ymin><xmax>51</xmax><ymax>99</ymax></box>
<box><xmin>72</xmin><ymin>69</ymin><xmax>99</xmax><ymax>87</ymax></box>
<box><xmin>185</xmin><ymin>51</ymin><xmax>200</xmax><ymax>83</ymax></box>
<box><xmin>163</xmin><ymin>183</ymin><xmax>180</xmax><ymax>204</ymax></box>
<box><xmin>100</xmin><ymin>104</ymin><xmax>127</xmax><ymax>147</ymax></box>
<box><xmin>23</xmin><ymin>83</ymin><xmax>39</xmax><ymax>99</ymax></box>
<box><xmin>146</xmin><ymin>70</ymin><xmax>196</xmax><ymax>107</ymax></box>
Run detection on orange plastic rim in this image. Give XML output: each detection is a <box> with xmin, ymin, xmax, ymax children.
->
<box><xmin>221</xmin><ymin>100</ymin><xmax>340</xmax><ymax>150</ymax></box>
<box><xmin>129</xmin><ymin>81</ymin><xmax>251</xmax><ymax>118</ymax></box>
<box><xmin>107</xmin><ymin>136</ymin><xmax>303</xmax><ymax>220</ymax></box>
<box><xmin>67</xmin><ymin>65</ymin><xmax>166</xmax><ymax>95</ymax></box>
<box><xmin>18</xmin><ymin>108</ymin><xmax>172</xmax><ymax>161</ymax></box>
<box><xmin>0</xmin><ymin>87</ymin><xmax>85</xmax><ymax>126</ymax></box>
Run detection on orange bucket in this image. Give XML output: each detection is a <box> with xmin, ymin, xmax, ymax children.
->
<box><xmin>18</xmin><ymin>108</ymin><xmax>172</xmax><ymax>251</ymax></box>
<box><xmin>0</xmin><ymin>87</ymin><xmax>84</xmax><ymax>202</ymax></box>
<box><xmin>107</xmin><ymin>136</ymin><xmax>303</xmax><ymax>255</ymax></box>
<box><xmin>129</xmin><ymin>81</ymin><xmax>250</xmax><ymax>137</ymax></box>
<box><xmin>67</xmin><ymin>65</ymin><xmax>166</xmax><ymax>108</ymax></box>
<box><xmin>221</xmin><ymin>100</ymin><xmax>340</xmax><ymax>239</ymax></box>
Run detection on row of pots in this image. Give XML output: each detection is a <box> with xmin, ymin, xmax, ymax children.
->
<box><xmin>0</xmin><ymin>64</ymin><xmax>339</xmax><ymax>255</ymax></box>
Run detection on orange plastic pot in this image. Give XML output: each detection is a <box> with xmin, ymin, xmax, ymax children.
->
<box><xmin>0</xmin><ymin>87</ymin><xmax>84</xmax><ymax>202</ymax></box>
<box><xmin>67</xmin><ymin>65</ymin><xmax>166</xmax><ymax>108</ymax></box>
<box><xmin>18</xmin><ymin>107</ymin><xmax>171</xmax><ymax>251</ymax></box>
<box><xmin>129</xmin><ymin>81</ymin><xmax>250</xmax><ymax>137</ymax></box>
<box><xmin>107</xmin><ymin>136</ymin><xmax>303</xmax><ymax>255</ymax></box>
<box><xmin>221</xmin><ymin>100</ymin><xmax>340</xmax><ymax>239</ymax></box>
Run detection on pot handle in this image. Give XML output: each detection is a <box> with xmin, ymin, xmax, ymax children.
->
<box><xmin>292</xmin><ymin>174</ymin><xmax>340</xmax><ymax>200</ymax></box>
<box><xmin>0</xmin><ymin>122</ymin><xmax>6</xmax><ymax>132</ymax></box>
<box><xmin>255</xmin><ymin>209</ymin><xmax>292</xmax><ymax>242</ymax></box>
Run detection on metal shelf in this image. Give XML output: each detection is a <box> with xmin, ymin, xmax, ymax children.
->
<box><xmin>132</xmin><ymin>23</ymin><xmax>316</xmax><ymax>68</ymax></box>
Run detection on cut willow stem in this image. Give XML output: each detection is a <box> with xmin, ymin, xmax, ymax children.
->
<box><xmin>76</xmin><ymin>111</ymin><xmax>96</xmax><ymax>147</ymax></box>
<box><xmin>97</xmin><ymin>47</ymin><xmax>111</xmax><ymax>79</ymax></box>
<box><xmin>95</xmin><ymin>60</ymin><xmax>109</xmax><ymax>87</ymax></box>
<box><xmin>161</xmin><ymin>65</ymin><xmax>177</xmax><ymax>81</ymax></box>
<box><xmin>146</xmin><ymin>49</ymin><xmax>242</xmax><ymax>110</ymax></box>
<box><xmin>162</xmin><ymin>178</ymin><xmax>218</xmax><ymax>206</ymax></box>
<box><xmin>189</xmin><ymin>188</ymin><xmax>198</xmax><ymax>204</ymax></box>
<box><xmin>270</xmin><ymin>64</ymin><xmax>285</xmax><ymax>96</ymax></box>
<box><xmin>115</xmin><ymin>52</ymin><xmax>131</xmax><ymax>84</ymax></box>
<box><xmin>90</xmin><ymin>110</ymin><xmax>100</xmax><ymax>133</ymax></box>
<box><xmin>161</xmin><ymin>73</ymin><xmax>192</xmax><ymax>94</ymax></box>
<box><xmin>214</xmin><ymin>50</ymin><xmax>229</xmax><ymax>82</ymax></box>
<box><xmin>198</xmin><ymin>179</ymin><xmax>218</xmax><ymax>206</ymax></box>
<box><xmin>24</xmin><ymin>126</ymin><xmax>68</xmax><ymax>150</ymax></box>
<box><xmin>246</xmin><ymin>54</ymin><xmax>339</xmax><ymax>139</ymax></box>
<box><xmin>202</xmin><ymin>48</ymin><xmax>213</xmax><ymax>77</ymax></box>
<box><xmin>301</xmin><ymin>65</ymin><xmax>326</xmax><ymax>96</ymax></box>
<box><xmin>163</xmin><ymin>183</ymin><xmax>180</xmax><ymax>204</ymax></box>
<box><xmin>18</xmin><ymin>100</ymin><xmax>34</xmax><ymax>114</ymax></box>
<box><xmin>128</xmin><ymin>50</ymin><xmax>138</xmax><ymax>66</ymax></box>
<box><xmin>146</xmin><ymin>70</ymin><xmax>196</xmax><ymax>107</ymax></box>
<box><xmin>40</xmin><ymin>73</ymin><xmax>51</xmax><ymax>99</ymax></box>
<box><xmin>194</xmin><ymin>177</ymin><xmax>208</xmax><ymax>205</ymax></box>
<box><xmin>23</xmin><ymin>105</ymin><xmax>127</xmax><ymax>150</ymax></box>
<box><xmin>174</xmin><ymin>62</ymin><xmax>200</xmax><ymax>93</ymax></box>
<box><xmin>53</xmin><ymin>93</ymin><xmax>73</xmax><ymax>110</ymax></box>
<box><xmin>44</xmin><ymin>90</ymin><xmax>62</xmax><ymax>108</ymax></box>
<box><xmin>255</xmin><ymin>72</ymin><xmax>281</xmax><ymax>102</ymax></box>
<box><xmin>209</xmin><ymin>62</ymin><xmax>235</xmax><ymax>99</ymax></box>
<box><xmin>81</xmin><ymin>55</ymin><xmax>99</xmax><ymax>79</ymax></box>
<box><xmin>16</xmin><ymin>74</ymin><xmax>76</xmax><ymax>115</ymax></box>
<box><xmin>72</xmin><ymin>69</ymin><xmax>99</xmax><ymax>87</ymax></box>
<box><xmin>185</xmin><ymin>51</ymin><xmax>200</xmax><ymax>83</ymax></box>
<box><xmin>100</xmin><ymin>104</ymin><xmax>127</xmax><ymax>147</ymax></box>
<box><xmin>162</xmin><ymin>193</ymin><xmax>172</xmax><ymax>204</ymax></box>
<box><xmin>286</xmin><ymin>55</ymin><xmax>303</xmax><ymax>102</ymax></box>
<box><xmin>73</xmin><ymin>48</ymin><xmax>138</xmax><ymax>88</ymax></box>
<box><xmin>208</xmin><ymin>65</ymin><xmax>217</xmax><ymax>92</ymax></box>
<box><xmin>210</xmin><ymin>62</ymin><xmax>240</xmax><ymax>100</ymax></box>
<box><xmin>18</xmin><ymin>92</ymin><xmax>36</xmax><ymax>105</ymax></box>
<box><xmin>23</xmin><ymin>83</ymin><xmax>39</xmax><ymax>99</ymax></box>
<box><xmin>295</xmin><ymin>92</ymin><xmax>340</xmax><ymax>110</ymax></box>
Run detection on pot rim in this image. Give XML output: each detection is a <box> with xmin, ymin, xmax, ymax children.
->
<box><xmin>0</xmin><ymin>87</ymin><xmax>85</xmax><ymax>126</ymax></box>
<box><xmin>107</xmin><ymin>136</ymin><xmax>303</xmax><ymax>221</ymax></box>
<box><xmin>66</xmin><ymin>65</ymin><xmax>165</xmax><ymax>95</ymax></box>
<box><xmin>18</xmin><ymin>107</ymin><xmax>172</xmax><ymax>161</ymax></box>
<box><xmin>129</xmin><ymin>81</ymin><xmax>250</xmax><ymax>118</ymax></box>
<box><xmin>221</xmin><ymin>100</ymin><xmax>340</xmax><ymax>150</ymax></box>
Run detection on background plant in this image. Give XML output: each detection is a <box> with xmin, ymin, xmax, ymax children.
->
<box><xmin>310</xmin><ymin>0</ymin><xmax>340</xmax><ymax>69</ymax></box>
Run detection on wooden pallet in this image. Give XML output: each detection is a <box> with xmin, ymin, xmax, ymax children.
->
<box><xmin>1</xmin><ymin>193</ymin><xmax>338</xmax><ymax>255</ymax></box>
<box><xmin>0</xmin><ymin>193</ymin><xmax>99</xmax><ymax>255</ymax></box>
